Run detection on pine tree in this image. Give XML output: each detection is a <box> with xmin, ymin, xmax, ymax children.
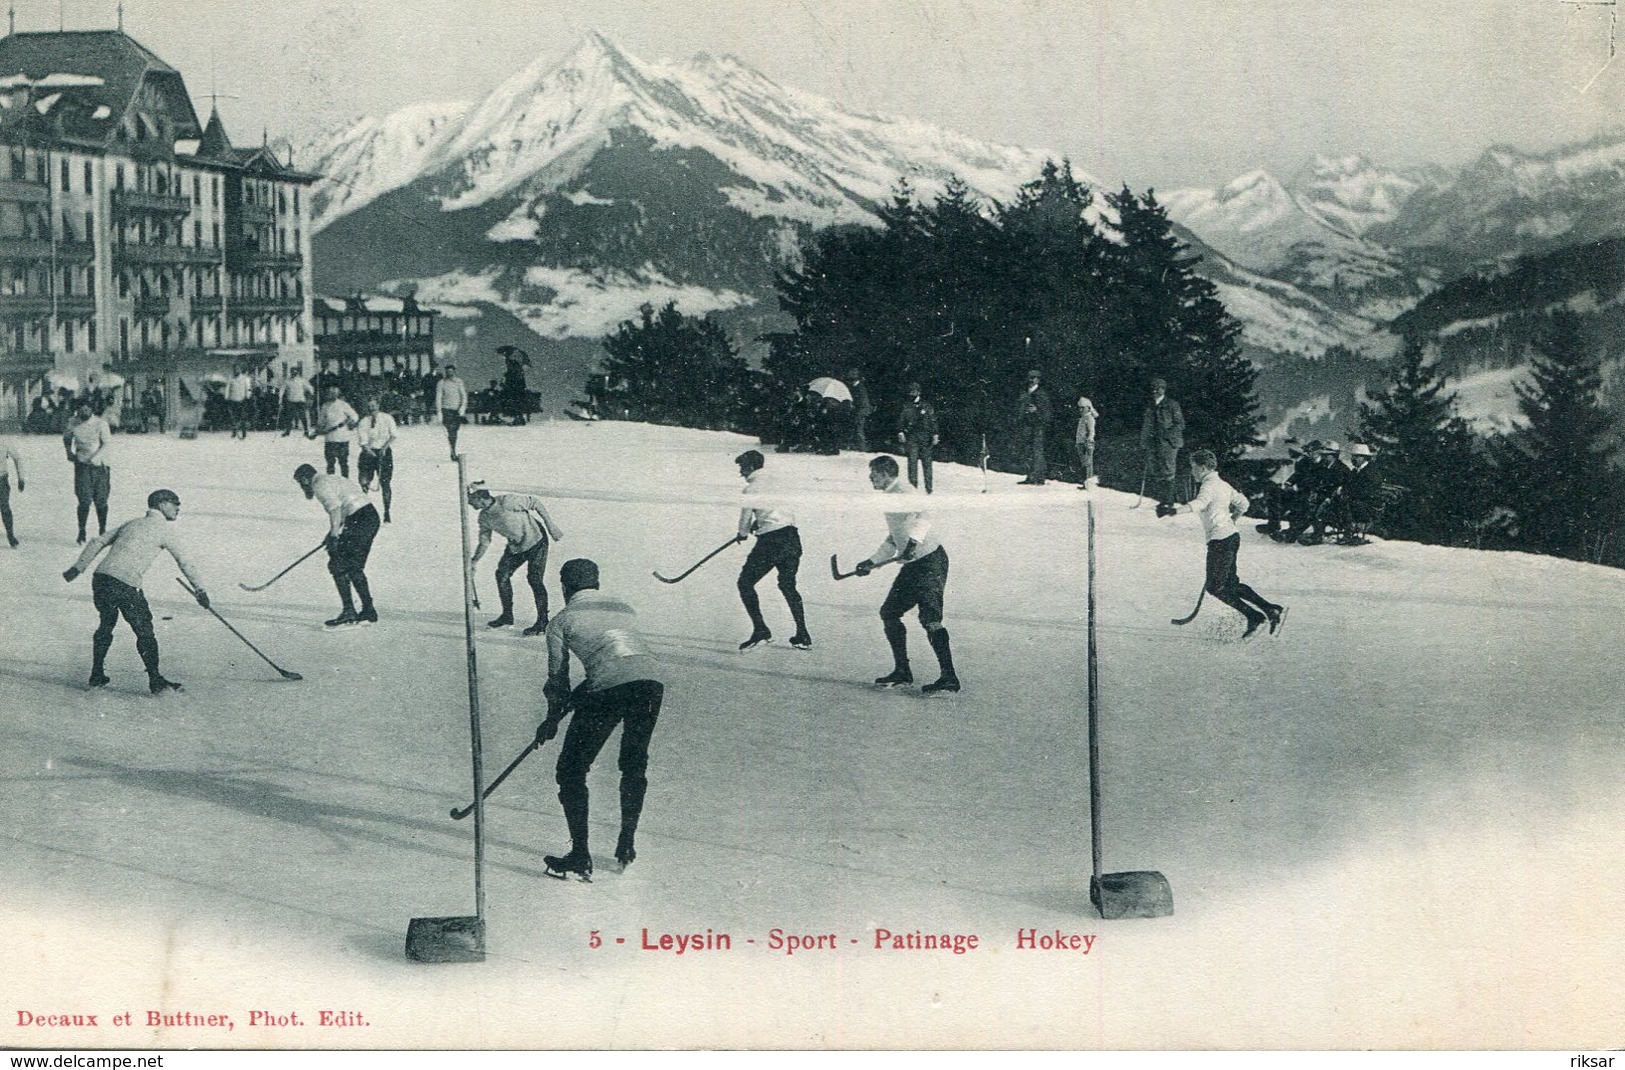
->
<box><xmin>1496</xmin><ymin>311</ymin><xmax>1623</xmax><ymax>562</ymax></box>
<box><xmin>1357</xmin><ymin>337</ymin><xmax>1486</xmax><ymax>544</ymax></box>
<box><xmin>596</xmin><ymin>301</ymin><xmax>761</xmax><ymax>432</ymax></box>
<box><xmin>1103</xmin><ymin>186</ymin><xmax>1260</xmax><ymax>459</ymax></box>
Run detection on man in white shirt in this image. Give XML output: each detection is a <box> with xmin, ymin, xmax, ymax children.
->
<box><xmin>356</xmin><ymin>396</ymin><xmax>398</xmax><ymax>523</ymax></box>
<box><xmin>62</xmin><ymin>488</ymin><xmax>209</xmax><ymax>694</ymax></box>
<box><xmin>856</xmin><ymin>454</ymin><xmax>959</xmax><ymax>693</ymax></box>
<box><xmin>310</xmin><ymin>386</ymin><xmax>359</xmax><ymax>478</ymax></box>
<box><xmin>63</xmin><ymin>400</ymin><xmax>112</xmax><ymax>544</ymax></box>
<box><xmin>225</xmin><ymin>365</ymin><xmax>255</xmax><ymax>439</ymax></box>
<box><xmin>1159</xmin><ymin>448</ymin><xmax>1285</xmax><ymax>638</ymax></box>
<box><xmin>468</xmin><ymin>481</ymin><xmax>564</xmax><ymax>635</ymax></box>
<box><xmin>435</xmin><ymin>363</ymin><xmax>468</xmax><ymax>460</ymax></box>
<box><xmin>732</xmin><ymin>450</ymin><xmax>811</xmax><ymax>651</ymax></box>
<box><xmin>294</xmin><ymin>462</ymin><xmax>381</xmax><ymax>627</ymax></box>
<box><xmin>0</xmin><ymin>434</ymin><xmax>24</xmax><ymax>547</ymax></box>
<box><xmin>280</xmin><ymin>367</ymin><xmax>313</xmax><ymax>437</ymax></box>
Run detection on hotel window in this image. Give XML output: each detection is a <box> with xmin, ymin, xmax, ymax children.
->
<box><xmin>83</xmin><ymin>161</ymin><xmax>92</xmax><ymax>191</ymax></box>
<box><xmin>60</xmin><ymin>159</ymin><xmax>70</xmax><ymax>192</ymax></box>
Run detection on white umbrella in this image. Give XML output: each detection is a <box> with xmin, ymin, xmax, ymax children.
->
<box><xmin>97</xmin><ymin>371</ymin><xmax>126</xmax><ymax>389</ymax></box>
<box><xmin>46</xmin><ymin>370</ymin><xmax>78</xmax><ymax>392</ymax></box>
<box><xmin>806</xmin><ymin>376</ymin><xmax>852</xmax><ymax>403</ymax></box>
<box><xmin>202</xmin><ymin>371</ymin><xmax>230</xmax><ymax>385</ymax></box>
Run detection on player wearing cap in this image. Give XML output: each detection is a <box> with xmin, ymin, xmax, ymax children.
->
<box><xmin>467</xmin><ymin>481</ymin><xmax>564</xmax><ymax>635</ymax></box>
<box><xmin>62</xmin><ymin>489</ymin><xmax>209</xmax><ymax>694</ymax></box>
<box><xmin>536</xmin><ymin>558</ymin><xmax>667</xmax><ymax>880</ymax></box>
<box><xmin>732</xmin><ymin>450</ymin><xmax>811</xmax><ymax>651</ymax></box>
<box><xmin>1158</xmin><ymin>449</ymin><xmax>1285</xmax><ymax>638</ymax></box>
<box><xmin>294</xmin><ymin>463</ymin><xmax>381</xmax><ymax>627</ymax></box>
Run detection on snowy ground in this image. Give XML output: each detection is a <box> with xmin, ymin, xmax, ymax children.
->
<box><xmin>2</xmin><ymin>420</ymin><xmax>1622</xmax><ymax>1050</ymax></box>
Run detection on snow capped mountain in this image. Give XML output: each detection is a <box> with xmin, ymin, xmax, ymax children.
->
<box><xmin>1367</xmin><ymin>134</ymin><xmax>1625</xmax><ymax>270</ymax></box>
<box><xmin>301</xmin><ymin>102</ymin><xmax>471</xmax><ymax>229</ymax></box>
<box><xmin>1290</xmin><ymin>154</ymin><xmax>1440</xmax><ymax>237</ymax></box>
<box><xmin>1162</xmin><ymin>168</ymin><xmax>1433</xmax><ymax>345</ymax></box>
<box><xmin>309</xmin><ymin>32</ymin><xmax>1060</xmax><ymax>235</ymax></box>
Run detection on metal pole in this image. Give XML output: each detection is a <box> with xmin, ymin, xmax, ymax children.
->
<box><xmin>455</xmin><ymin>453</ymin><xmax>487</xmax><ymax>921</ymax></box>
<box><xmin>1086</xmin><ymin>496</ymin><xmax>1103</xmax><ymax>885</ymax></box>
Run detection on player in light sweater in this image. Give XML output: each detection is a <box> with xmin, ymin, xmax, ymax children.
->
<box><xmin>356</xmin><ymin>396</ymin><xmax>398</xmax><ymax>523</ymax></box>
<box><xmin>468</xmin><ymin>481</ymin><xmax>564</xmax><ymax>635</ymax></box>
<box><xmin>435</xmin><ymin>364</ymin><xmax>468</xmax><ymax>460</ymax></box>
<box><xmin>1159</xmin><ymin>448</ymin><xmax>1286</xmax><ymax>638</ymax></box>
<box><xmin>0</xmin><ymin>435</ymin><xmax>24</xmax><ymax>547</ymax></box>
<box><xmin>294</xmin><ymin>463</ymin><xmax>381</xmax><ymax>627</ymax></box>
<box><xmin>62</xmin><ymin>489</ymin><xmax>209</xmax><ymax>694</ymax></box>
<box><xmin>857</xmin><ymin>455</ymin><xmax>959</xmax><ymax>694</ymax></box>
<box><xmin>732</xmin><ymin>450</ymin><xmax>811</xmax><ymax>651</ymax></box>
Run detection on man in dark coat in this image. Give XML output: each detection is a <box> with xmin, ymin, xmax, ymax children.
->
<box><xmin>848</xmin><ymin>367</ymin><xmax>872</xmax><ymax>451</ymax></box>
<box><xmin>1140</xmin><ymin>377</ymin><xmax>1185</xmax><ymax>505</ymax></box>
<box><xmin>896</xmin><ymin>382</ymin><xmax>939</xmax><ymax>494</ymax></box>
<box><xmin>1016</xmin><ymin>368</ymin><xmax>1052</xmax><ymax>485</ymax></box>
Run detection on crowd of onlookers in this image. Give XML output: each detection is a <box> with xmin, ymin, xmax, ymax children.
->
<box><xmin>17</xmin><ymin>361</ymin><xmax>542</xmax><ymax>437</ymax></box>
<box><xmin>1250</xmin><ymin>438</ymin><xmax>1395</xmax><ymax>547</ymax></box>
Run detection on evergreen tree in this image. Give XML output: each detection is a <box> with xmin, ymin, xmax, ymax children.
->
<box><xmin>1495</xmin><ymin>311</ymin><xmax>1623</xmax><ymax>562</ymax></box>
<box><xmin>595</xmin><ymin>301</ymin><xmax>762</xmax><ymax>432</ymax></box>
<box><xmin>1103</xmin><ymin>186</ymin><xmax>1261</xmax><ymax>459</ymax></box>
<box><xmin>1357</xmin><ymin>337</ymin><xmax>1487</xmax><ymax>544</ymax></box>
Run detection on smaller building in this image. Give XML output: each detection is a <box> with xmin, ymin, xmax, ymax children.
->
<box><xmin>312</xmin><ymin>293</ymin><xmax>439</xmax><ymax>420</ymax></box>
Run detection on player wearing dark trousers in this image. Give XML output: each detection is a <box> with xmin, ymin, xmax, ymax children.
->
<box><xmin>468</xmin><ymin>483</ymin><xmax>565</xmax><ymax>635</ymax></box>
<box><xmin>537</xmin><ymin>558</ymin><xmax>666</xmax><ymax>879</ymax></box>
<box><xmin>860</xmin><ymin>455</ymin><xmax>959</xmax><ymax>693</ymax></box>
<box><xmin>63</xmin><ymin>489</ymin><xmax>208</xmax><ymax>693</ymax></box>
<box><xmin>1163</xmin><ymin>449</ymin><xmax>1284</xmax><ymax>639</ymax></box>
<box><xmin>1016</xmin><ymin>370</ymin><xmax>1051</xmax><ymax>485</ymax></box>
<box><xmin>357</xmin><ymin>446</ymin><xmax>393</xmax><ymax>518</ymax></box>
<box><xmin>436</xmin><ymin>366</ymin><xmax>468</xmax><ymax>459</ymax></box>
<box><xmin>734</xmin><ymin>450</ymin><xmax>811</xmax><ymax>650</ymax></box>
<box><xmin>296</xmin><ymin>464</ymin><xmax>380</xmax><ymax>627</ymax></box>
<box><xmin>64</xmin><ymin>403</ymin><xmax>112</xmax><ymax>543</ymax></box>
<box><xmin>73</xmin><ymin>463</ymin><xmax>110</xmax><ymax>542</ymax></box>
<box><xmin>1</xmin><ymin>438</ymin><xmax>23</xmax><ymax>546</ymax></box>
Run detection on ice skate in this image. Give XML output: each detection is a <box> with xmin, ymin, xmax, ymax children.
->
<box><xmin>873</xmin><ymin>667</ymin><xmax>913</xmax><ymax>689</ymax></box>
<box><xmin>543</xmin><ymin>850</ymin><xmax>593</xmax><ymax>882</ymax></box>
<box><xmin>148</xmin><ymin>675</ymin><xmax>183</xmax><ymax>695</ymax></box>
<box><xmin>789</xmin><ymin>632</ymin><xmax>813</xmax><ymax>650</ymax></box>
<box><xmin>920</xmin><ymin>675</ymin><xmax>960</xmax><ymax>695</ymax></box>
<box><xmin>738</xmin><ymin>629</ymin><xmax>772</xmax><ymax>652</ymax></box>
<box><xmin>325</xmin><ymin>609</ymin><xmax>360</xmax><ymax>629</ymax></box>
<box><xmin>486</xmin><ymin>613</ymin><xmax>514</xmax><ymax>630</ymax></box>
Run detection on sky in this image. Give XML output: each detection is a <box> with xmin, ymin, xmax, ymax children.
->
<box><xmin>27</xmin><ymin>0</ymin><xmax>1625</xmax><ymax>189</ymax></box>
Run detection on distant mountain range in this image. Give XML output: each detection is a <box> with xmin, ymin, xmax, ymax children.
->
<box><xmin>297</xmin><ymin>34</ymin><xmax>1625</xmax><ymax>436</ymax></box>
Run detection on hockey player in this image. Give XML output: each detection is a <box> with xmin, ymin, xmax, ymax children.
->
<box><xmin>63</xmin><ymin>399</ymin><xmax>112</xmax><ymax>544</ymax></box>
<box><xmin>1158</xmin><ymin>449</ymin><xmax>1285</xmax><ymax>638</ymax></box>
<box><xmin>857</xmin><ymin>455</ymin><xmax>959</xmax><ymax>694</ymax></box>
<box><xmin>294</xmin><ymin>463</ymin><xmax>380</xmax><ymax>627</ymax></box>
<box><xmin>435</xmin><ymin>364</ymin><xmax>468</xmax><ymax>460</ymax></box>
<box><xmin>279</xmin><ymin>366</ymin><xmax>313</xmax><ymax>436</ymax></box>
<box><xmin>62</xmin><ymin>489</ymin><xmax>208</xmax><ymax>694</ymax></box>
<box><xmin>356</xmin><ymin>395</ymin><xmax>398</xmax><ymax>523</ymax></box>
<box><xmin>733</xmin><ymin>450</ymin><xmax>812</xmax><ymax>651</ymax></box>
<box><xmin>467</xmin><ymin>481</ymin><xmax>564</xmax><ymax>635</ymax></box>
<box><xmin>311</xmin><ymin>386</ymin><xmax>359</xmax><ymax>477</ymax></box>
<box><xmin>537</xmin><ymin>558</ymin><xmax>666</xmax><ymax>880</ymax></box>
<box><xmin>0</xmin><ymin>434</ymin><xmax>23</xmax><ymax>546</ymax></box>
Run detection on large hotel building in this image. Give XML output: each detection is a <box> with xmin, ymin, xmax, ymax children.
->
<box><xmin>0</xmin><ymin>27</ymin><xmax>317</xmax><ymax>426</ymax></box>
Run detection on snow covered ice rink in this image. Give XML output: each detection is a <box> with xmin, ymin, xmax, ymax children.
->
<box><xmin>2</xmin><ymin>420</ymin><xmax>1622</xmax><ymax>1049</ymax></box>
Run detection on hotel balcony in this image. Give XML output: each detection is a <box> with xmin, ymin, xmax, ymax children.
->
<box><xmin>237</xmin><ymin>202</ymin><xmax>276</xmax><ymax>225</ymax></box>
<box><xmin>113</xmin><ymin>243</ymin><xmax>195</xmax><ymax>266</ymax></box>
<box><xmin>112</xmin><ymin>188</ymin><xmax>193</xmax><ymax>215</ymax></box>
<box><xmin>0</xmin><ymin>238</ymin><xmax>96</xmax><ymax>262</ymax></box>
<box><xmin>0</xmin><ymin>178</ymin><xmax>50</xmax><ymax>204</ymax></box>
<box><xmin>133</xmin><ymin>294</ymin><xmax>171</xmax><ymax>317</ymax></box>
<box><xmin>229</xmin><ymin>295</ymin><xmax>305</xmax><ymax>316</ymax></box>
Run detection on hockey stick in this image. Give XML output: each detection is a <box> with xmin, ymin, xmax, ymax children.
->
<box><xmin>1170</xmin><ymin>587</ymin><xmax>1206</xmax><ymax>626</ymax></box>
<box><xmin>980</xmin><ymin>434</ymin><xmax>989</xmax><ymax>494</ymax></box>
<box><xmin>1129</xmin><ymin>455</ymin><xmax>1151</xmax><ymax>509</ymax></box>
<box><xmin>238</xmin><ymin>542</ymin><xmax>325</xmax><ymax>592</ymax></box>
<box><xmin>830</xmin><ymin>554</ymin><xmax>901</xmax><ymax>581</ymax></box>
<box><xmin>450</xmin><ymin>740</ymin><xmax>541</xmax><ymax>820</ymax></box>
<box><xmin>652</xmin><ymin>536</ymin><xmax>739</xmax><ymax>584</ymax></box>
<box><xmin>176</xmin><ymin>578</ymin><xmax>303</xmax><ymax>680</ymax></box>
